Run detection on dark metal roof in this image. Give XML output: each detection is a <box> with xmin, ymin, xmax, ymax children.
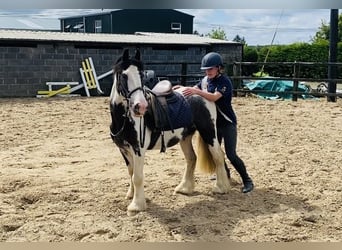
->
<box><xmin>59</xmin><ymin>9</ymin><xmax>194</xmax><ymax>20</ymax></box>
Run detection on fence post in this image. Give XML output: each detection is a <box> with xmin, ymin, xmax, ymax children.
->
<box><xmin>292</xmin><ymin>61</ymin><xmax>299</xmax><ymax>101</ymax></box>
<box><xmin>232</xmin><ymin>62</ymin><xmax>240</xmax><ymax>97</ymax></box>
<box><xmin>327</xmin><ymin>9</ymin><xmax>338</xmax><ymax>102</ymax></box>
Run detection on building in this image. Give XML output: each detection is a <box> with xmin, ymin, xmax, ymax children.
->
<box><xmin>0</xmin><ymin>29</ymin><xmax>242</xmax><ymax>97</ymax></box>
<box><xmin>60</xmin><ymin>9</ymin><xmax>194</xmax><ymax>34</ymax></box>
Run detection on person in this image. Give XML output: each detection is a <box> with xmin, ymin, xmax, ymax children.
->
<box><xmin>177</xmin><ymin>52</ymin><xmax>254</xmax><ymax>193</ymax></box>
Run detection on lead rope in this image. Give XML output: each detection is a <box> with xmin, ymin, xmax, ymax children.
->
<box><xmin>139</xmin><ymin>116</ymin><xmax>147</xmax><ymax>148</ymax></box>
<box><xmin>110</xmin><ymin>110</ymin><xmax>129</xmax><ymax>138</ymax></box>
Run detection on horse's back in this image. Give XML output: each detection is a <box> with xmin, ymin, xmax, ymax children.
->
<box><xmin>145</xmin><ymin>87</ymin><xmax>217</xmax><ymax>150</ymax></box>
<box><xmin>185</xmin><ymin>94</ymin><xmax>217</xmax><ymax>146</ymax></box>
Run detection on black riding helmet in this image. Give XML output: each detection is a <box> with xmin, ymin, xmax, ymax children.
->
<box><xmin>200</xmin><ymin>52</ymin><xmax>223</xmax><ymax>70</ymax></box>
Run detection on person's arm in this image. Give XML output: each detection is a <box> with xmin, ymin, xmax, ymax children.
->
<box><xmin>181</xmin><ymin>86</ymin><xmax>222</xmax><ymax>102</ymax></box>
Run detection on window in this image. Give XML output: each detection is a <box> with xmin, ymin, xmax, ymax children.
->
<box><xmin>73</xmin><ymin>23</ymin><xmax>84</xmax><ymax>33</ymax></box>
<box><xmin>171</xmin><ymin>23</ymin><xmax>181</xmax><ymax>34</ymax></box>
<box><xmin>95</xmin><ymin>20</ymin><xmax>102</xmax><ymax>33</ymax></box>
<box><xmin>64</xmin><ymin>24</ymin><xmax>71</xmax><ymax>32</ymax></box>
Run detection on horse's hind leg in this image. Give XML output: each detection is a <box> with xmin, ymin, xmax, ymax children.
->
<box><xmin>209</xmin><ymin>141</ymin><xmax>230</xmax><ymax>193</ymax></box>
<box><xmin>174</xmin><ymin>135</ymin><xmax>196</xmax><ymax>195</ymax></box>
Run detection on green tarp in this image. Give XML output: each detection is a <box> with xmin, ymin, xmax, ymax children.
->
<box><xmin>243</xmin><ymin>79</ymin><xmax>312</xmax><ymax>100</ymax></box>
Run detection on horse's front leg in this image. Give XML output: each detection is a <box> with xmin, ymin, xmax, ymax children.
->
<box><xmin>119</xmin><ymin>148</ymin><xmax>135</xmax><ymax>200</ymax></box>
<box><xmin>127</xmin><ymin>154</ymin><xmax>147</xmax><ymax>215</ymax></box>
<box><xmin>126</xmin><ymin>163</ymin><xmax>134</xmax><ymax>200</ymax></box>
<box><xmin>174</xmin><ymin>135</ymin><xmax>196</xmax><ymax>195</ymax></box>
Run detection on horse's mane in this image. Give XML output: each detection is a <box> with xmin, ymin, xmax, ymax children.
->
<box><xmin>113</xmin><ymin>49</ymin><xmax>144</xmax><ymax>73</ymax></box>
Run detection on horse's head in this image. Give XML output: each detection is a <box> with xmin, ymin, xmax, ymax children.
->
<box><xmin>111</xmin><ymin>49</ymin><xmax>148</xmax><ymax>117</ymax></box>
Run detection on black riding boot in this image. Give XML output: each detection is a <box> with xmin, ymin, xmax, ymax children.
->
<box><xmin>231</xmin><ymin>158</ymin><xmax>254</xmax><ymax>193</ymax></box>
<box><xmin>242</xmin><ymin>176</ymin><xmax>254</xmax><ymax>193</ymax></box>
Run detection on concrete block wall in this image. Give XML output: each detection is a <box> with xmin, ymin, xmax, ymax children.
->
<box><xmin>0</xmin><ymin>44</ymin><xmax>121</xmax><ymax>97</ymax></box>
<box><xmin>0</xmin><ymin>42</ymin><xmax>241</xmax><ymax>97</ymax></box>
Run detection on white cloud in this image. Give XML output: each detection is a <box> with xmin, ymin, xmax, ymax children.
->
<box><xmin>0</xmin><ymin>9</ymin><xmax>335</xmax><ymax>45</ymax></box>
<box><xmin>180</xmin><ymin>9</ymin><xmax>332</xmax><ymax>45</ymax></box>
<box><xmin>16</xmin><ymin>18</ymin><xmax>43</xmax><ymax>29</ymax></box>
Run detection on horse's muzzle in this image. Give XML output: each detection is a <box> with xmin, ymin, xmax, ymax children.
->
<box><xmin>132</xmin><ymin>102</ymin><xmax>147</xmax><ymax>117</ymax></box>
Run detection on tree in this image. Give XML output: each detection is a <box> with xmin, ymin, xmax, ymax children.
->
<box><xmin>242</xmin><ymin>46</ymin><xmax>259</xmax><ymax>76</ymax></box>
<box><xmin>312</xmin><ymin>13</ymin><xmax>342</xmax><ymax>43</ymax></box>
<box><xmin>207</xmin><ymin>27</ymin><xmax>227</xmax><ymax>40</ymax></box>
<box><xmin>233</xmin><ymin>34</ymin><xmax>246</xmax><ymax>44</ymax></box>
<box><xmin>193</xmin><ymin>30</ymin><xmax>203</xmax><ymax>37</ymax></box>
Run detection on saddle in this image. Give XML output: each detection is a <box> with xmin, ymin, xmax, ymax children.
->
<box><xmin>151</xmin><ymin>80</ymin><xmax>173</xmax><ymax>96</ymax></box>
<box><xmin>146</xmin><ymin>80</ymin><xmax>192</xmax><ymax>152</ymax></box>
<box><xmin>150</xmin><ymin>80</ymin><xmax>174</xmax><ymax>131</ymax></box>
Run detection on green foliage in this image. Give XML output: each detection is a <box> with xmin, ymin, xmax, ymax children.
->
<box><xmin>238</xmin><ymin>11</ymin><xmax>342</xmax><ymax>79</ymax></box>
<box><xmin>312</xmin><ymin>13</ymin><xmax>342</xmax><ymax>43</ymax></box>
<box><xmin>233</xmin><ymin>34</ymin><xmax>246</xmax><ymax>44</ymax></box>
<box><xmin>243</xmin><ymin>46</ymin><xmax>258</xmax><ymax>61</ymax></box>
<box><xmin>242</xmin><ymin>46</ymin><xmax>259</xmax><ymax>76</ymax></box>
<box><xmin>242</xmin><ymin>42</ymin><xmax>342</xmax><ymax>79</ymax></box>
<box><xmin>207</xmin><ymin>27</ymin><xmax>227</xmax><ymax>40</ymax></box>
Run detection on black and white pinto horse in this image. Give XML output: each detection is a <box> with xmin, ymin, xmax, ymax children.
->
<box><xmin>109</xmin><ymin>49</ymin><xmax>230</xmax><ymax>214</ymax></box>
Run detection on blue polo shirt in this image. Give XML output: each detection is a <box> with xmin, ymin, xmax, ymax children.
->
<box><xmin>196</xmin><ymin>75</ymin><xmax>237</xmax><ymax>126</ymax></box>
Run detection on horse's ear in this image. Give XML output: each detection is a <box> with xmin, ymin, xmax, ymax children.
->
<box><xmin>134</xmin><ymin>49</ymin><xmax>141</xmax><ymax>61</ymax></box>
<box><xmin>122</xmin><ymin>49</ymin><xmax>129</xmax><ymax>61</ymax></box>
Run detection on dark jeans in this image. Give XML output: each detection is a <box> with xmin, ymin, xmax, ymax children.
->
<box><xmin>217</xmin><ymin>123</ymin><xmax>250</xmax><ymax>182</ymax></box>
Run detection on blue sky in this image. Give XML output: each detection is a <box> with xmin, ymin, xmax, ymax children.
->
<box><xmin>0</xmin><ymin>9</ymin><xmax>334</xmax><ymax>45</ymax></box>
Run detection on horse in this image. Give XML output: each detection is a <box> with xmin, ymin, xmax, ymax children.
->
<box><xmin>109</xmin><ymin>49</ymin><xmax>230</xmax><ymax>215</ymax></box>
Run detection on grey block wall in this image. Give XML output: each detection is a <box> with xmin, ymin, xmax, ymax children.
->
<box><xmin>0</xmin><ymin>42</ymin><xmax>242</xmax><ymax>97</ymax></box>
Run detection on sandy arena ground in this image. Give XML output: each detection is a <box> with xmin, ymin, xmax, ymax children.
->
<box><xmin>0</xmin><ymin>96</ymin><xmax>341</xmax><ymax>242</ymax></box>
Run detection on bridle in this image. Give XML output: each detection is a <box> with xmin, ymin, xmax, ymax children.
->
<box><xmin>115</xmin><ymin>71</ymin><xmax>145</xmax><ymax>100</ymax></box>
<box><xmin>111</xmin><ymin>69</ymin><xmax>147</xmax><ymax>148</ymax></box>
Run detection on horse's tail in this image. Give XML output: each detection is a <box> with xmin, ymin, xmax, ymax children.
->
<box><xmin>195</xmin><ymin>133</ymin><xmax>216</xmax><ymax>174</ymax></box>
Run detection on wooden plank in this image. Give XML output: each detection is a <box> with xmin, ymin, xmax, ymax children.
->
<box><xmin>37</xmin><ymin>86</ymin><xmax>71</xmax><ymax>97</ymax></box>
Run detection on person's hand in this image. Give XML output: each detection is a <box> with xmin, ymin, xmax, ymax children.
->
<box><xmin>182</xmin><ymin>87</ymin><xmax>197</xmax><ymax>97</ymax></box>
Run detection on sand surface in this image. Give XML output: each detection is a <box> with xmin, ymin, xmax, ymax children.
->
<box><xmin>0</xmin><ymin>96</ymin><xmax>341</xmax><ymax>242</ymax></box>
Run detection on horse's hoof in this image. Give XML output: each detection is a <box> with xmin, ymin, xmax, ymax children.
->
<box><xmin>127</xmin><ymin>210</ymin><xmax>140</xmax><ymax>216</ymax></box>
<box><xmin>174</xmin><ymin>186</ymin><xmax>194</xmax><ymax>195</ymax></box>
<box><xmin>174</xmin><ymin>181</ymin><xmax>194</xmax><ymax>195</ymax></box>
<box><xmin>127</xmin><ymin>201</ymin><xmax>146</xmax><ymax>215</ymax></box>
<box><xmin>173</xmin><ymin>189</ymin><xmax>191</xmax><ymax>195</ymax></box>
<box><xmin>212</xmin><ymin>186</ymin><xmax>229</xmax><ymax>194</ymax></box>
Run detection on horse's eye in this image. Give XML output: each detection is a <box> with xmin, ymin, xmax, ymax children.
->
<box><xmin>122</xmin><ymin>74</ymin><xmax>128</xmax><ymax>81</ymax></box>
